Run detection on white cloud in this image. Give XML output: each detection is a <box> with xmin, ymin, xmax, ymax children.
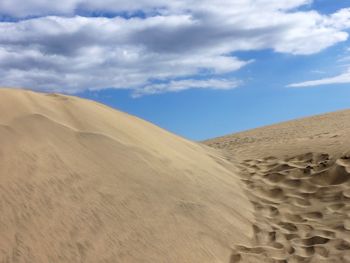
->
<box><xmin>133</xmin><ymin>78</ymin><xmax>240</xmax><ymax>97</ymax></box>
<box><xmin>288</xmin><ymin>68</ymin><xmax>350</xmax><ymax>87</ymax></box>
<box><xmin>0</xmin><ymin>1</ymin><xmax>349</xmax><ymax>95</ymax></box>
<box><xmin>0</xmin><ymin>0</ymin><xmax>312</xmax><ymax>17</ymax></box>
<box><xmin>326</xmin><ymin>8</ymin><xmax>350</xmax><ymax>29</ymax></box>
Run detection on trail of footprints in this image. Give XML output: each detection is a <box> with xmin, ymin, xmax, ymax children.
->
<box><xmin>232</xmin><ymin>153</ymin><xmax>350</xmax><ymax>262</ymax></box>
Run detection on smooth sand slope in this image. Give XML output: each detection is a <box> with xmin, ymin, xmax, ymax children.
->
<box><xmin>205</xmin><ymin>110</ymin><xmax>350</xmax><ymax>262</ymax></box>
<box><xmin>0</xmin><ymin>88</ymin><xmax>254</xmax><ymax>263</ymax></box>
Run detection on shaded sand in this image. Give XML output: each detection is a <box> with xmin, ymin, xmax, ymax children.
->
<box><xmin>0</xmin><ymin>88</ymin><xmax>254</xmax><ymax>263</ymax></box>
<box><xmin>205</xmin><ymin>111</ymin><xmax>350</xmax><ymax>262</ymax></box>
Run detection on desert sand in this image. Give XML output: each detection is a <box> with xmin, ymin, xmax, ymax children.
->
<box><xmin>0</xmin><ymin>88</ymin><xmax>254</xmax><ymax>263</ymax></box>
<box><xmin>205</xmin><ymin>111</ymin><xmax>350</xmax><ymax>262</ymax></box>
<box><xmin>1</xmin><ymin>88</ymin><xmax>349</xmax><ymax>263</ymax></box>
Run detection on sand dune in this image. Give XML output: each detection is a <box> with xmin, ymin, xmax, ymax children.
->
<box><xmin>0</xmin><ymin>88</ymin><xmax>254</xmax><ymax>263</ymax></box>
<box><xmin>204</xmin><ymin>110</ymin><xmax>350</xmax><ymax>160</ymax></box>
<box><xmin>206</xmin><ymin>111</ymin><xmax>350</xmax><ymax>262</ymax></box>
<box><xmin>1</xmin><ymin>88</ymin><xmax>350</xmax><ymax>263</ymax></box>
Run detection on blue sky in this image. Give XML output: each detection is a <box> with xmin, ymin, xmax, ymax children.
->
<box><xmin>0</xmin><ymin>1</ymin><xmax>350</xmax><ymax>140</ymax></box>
<box><xmin>78</xmin><ymin>43</ymin><xmax>350</xmax><ymax>141</ymax></box>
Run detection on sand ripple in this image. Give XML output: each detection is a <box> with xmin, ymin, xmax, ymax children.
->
<box><xmin>232</xmin><ymin>153</ymin><xmax>350</xmax><ymax>262</ymax></box>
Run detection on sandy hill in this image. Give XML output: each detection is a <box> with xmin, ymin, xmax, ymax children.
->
<box><xmin>205</xmin><ymin>110</ymin><xmax>350</xmax><ymax>262</ymax></box>
<box><xmin>0</xmin><ymin>88</ymin><xmax>255</xmax><ymax>263</ymax></box>
<box><xmin>204</xmin><ymin>110</ymin><xmax>350</xmax><ymax>160</ymax></box>
<box><xmin>1</xmin><ymin>88</ymin><xmax>350</xmax><ymax>263</ymax></box>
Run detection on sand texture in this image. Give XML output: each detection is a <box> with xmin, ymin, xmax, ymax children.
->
<box><xmin>205</xmin><ymin>111</ymin><xmax>350</xmax><ymax>262</ymax></box>
<box><xmin>204</xmin><ymin>110</ymin><xmax>350</xmax><ymax>160</ymax></box>
<box><xmin>1</xmin><ymin>88</ymin><xmax>350</xmax><ymax>263</ymax></box>
<box><xmin>0</xmin><ymin>88</ymin><xmax>254</xmax><ymax>263</ymax></box>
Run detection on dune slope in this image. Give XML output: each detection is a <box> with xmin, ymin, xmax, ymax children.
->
<box><xmin>205</xmin><ymin>110</ymin><xmax>350</xmax><ymax>262</ymax></box>
<box><xmin>204</xmin><ymin>110</ymin><xmax>350</xmax><ymax>160</ymax></box>
<box><xmin>0</xmin><ymin>88</ymin><xmax>254</xmax><ymax>263</ymax></box>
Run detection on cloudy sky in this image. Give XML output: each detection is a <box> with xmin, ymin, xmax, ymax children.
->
<box><xmin>1</xmin><ymin>0</ymin><xmax>350</xmax><ymax>140</ymax></box>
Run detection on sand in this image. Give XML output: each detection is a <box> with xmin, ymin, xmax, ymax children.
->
<box><xmin>204</xmin><ymin>110</ymin><xmax>350</xmax><ymax>160</ymax></box>
<box><xmin>1</xmin><ymin>88</ymin><xmax>349</xmax><ymax>263</ymax></box>
<box><xmin>205</xmin><ymin>111</ymin><xmax>350</xmax><ymax>262</ymax></box>
<box><xmin>0</xmin><ymin>88</ymin><xmax>254</xmax><ymax>263</ymax></box>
